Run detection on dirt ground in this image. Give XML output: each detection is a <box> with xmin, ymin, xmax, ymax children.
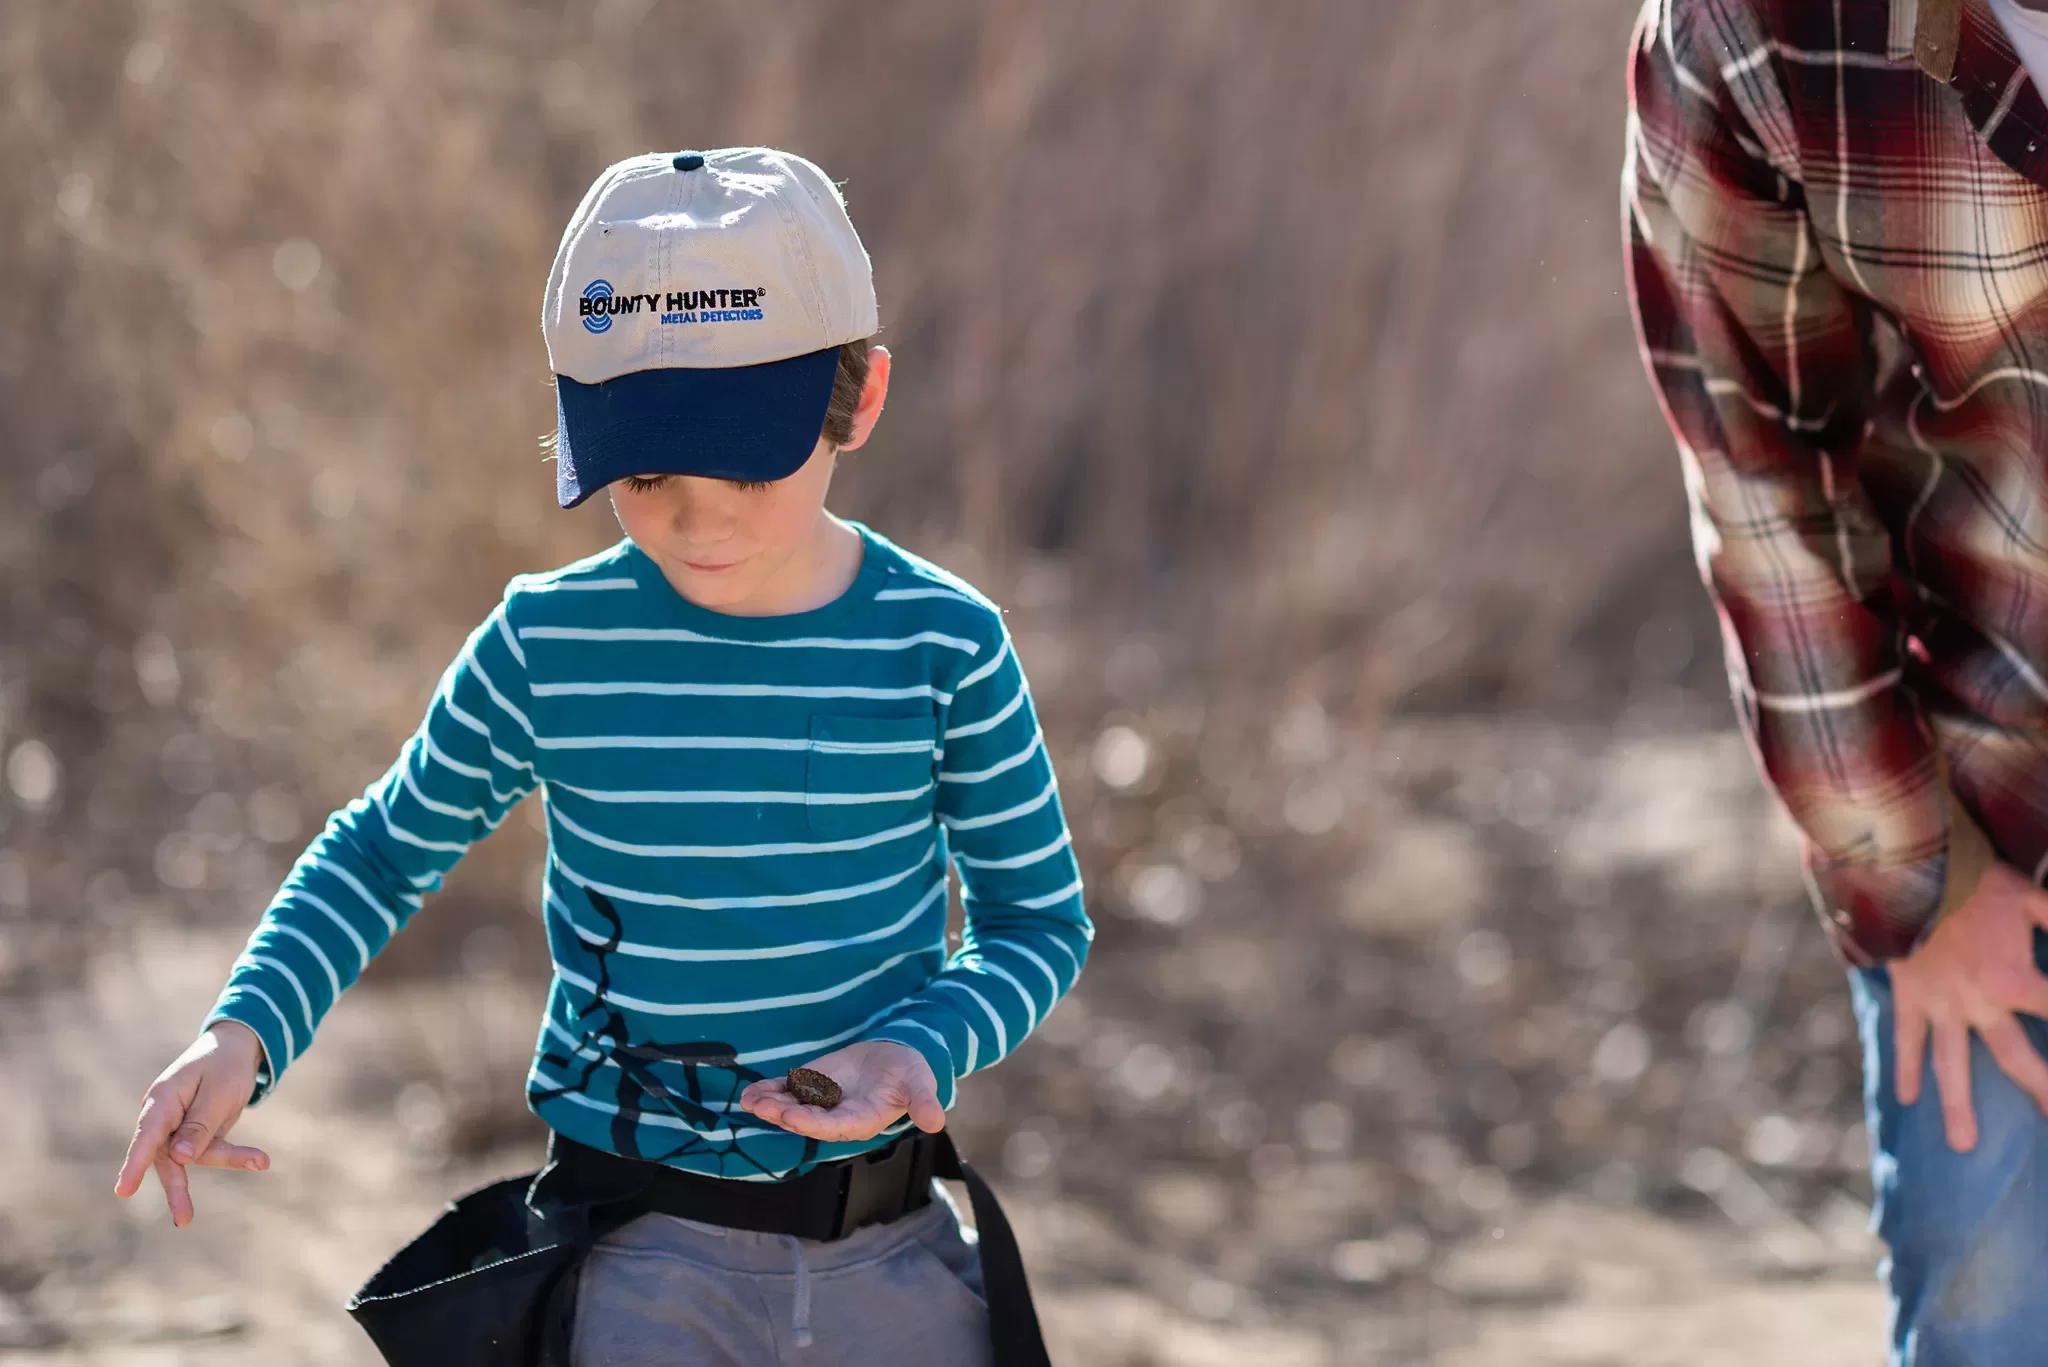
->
<box><xmin>2</xmin><ymin>918</ymin><xmax>1888</xmax><ymax>1367</ymax></box>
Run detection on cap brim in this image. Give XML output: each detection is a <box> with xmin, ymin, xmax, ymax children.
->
<box><xmin>553</xmin><ymin>346</ymin><xmax>841</xmax><ymax>508</ymax></box>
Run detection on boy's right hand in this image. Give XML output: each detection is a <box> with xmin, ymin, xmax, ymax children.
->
<box><xmin>114</xmin><ymin>1021</ymin><xmax>271</xmax><ymax>1226</ymax></box>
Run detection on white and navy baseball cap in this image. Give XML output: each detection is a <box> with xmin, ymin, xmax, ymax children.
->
<box><xmin>541</xmin><ymin>147</ymin><xmax>879</xmax><ymax>508</ymax></box>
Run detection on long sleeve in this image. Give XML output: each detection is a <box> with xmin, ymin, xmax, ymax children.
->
<box><xmin>1623</xmin><ymin>2</ymin><xmax>1983</xmax><ymax>961</ymax></box>
<box><xmin>204</xmin><ymin>596</ymin><xmax>538</xmax><ymax>1098</ymax></box>
<box><xmin>868</xmin><ymin>629</ymin><xmax>1090</xmax><ymax>1106</ymax></box>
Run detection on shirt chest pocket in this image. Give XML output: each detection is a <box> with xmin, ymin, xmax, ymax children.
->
<box><xmin>805</xmin><ymin>714</ymin><xmax>939</xmax><ymax>842</ymax></box>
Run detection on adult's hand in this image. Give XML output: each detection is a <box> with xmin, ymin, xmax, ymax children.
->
<box><xmin>1891</xmin><ymin>861</ymin><xmax>2048</xmax><ymax>1150</ymax></box>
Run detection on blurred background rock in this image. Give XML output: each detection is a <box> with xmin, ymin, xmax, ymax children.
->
<box><xmin>0</xmin><ymin>2</ymin><xmax>1884</xmax><ymax>1363</ymax></box>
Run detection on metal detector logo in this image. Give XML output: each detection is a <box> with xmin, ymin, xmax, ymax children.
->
<box><xmin>579</xmin><ymin>279</ymin><xmax>766</xmax><ymax>333</ymax></box>
<box><xmin>580</xmin><ymin>279</ymin><xmax>616</xmax><ymax>334</ymax></box>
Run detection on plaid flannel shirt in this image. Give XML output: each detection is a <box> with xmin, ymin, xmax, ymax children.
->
<box><xmin>1622</xmin><ymin>0</ymin><xmax>2048</xmax><ymax>963</ymax></box>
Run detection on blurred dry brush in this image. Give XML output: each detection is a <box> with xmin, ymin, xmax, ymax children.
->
<box><xmin>0</xmin><ymin>0</ymin><xmax>1872</xmax><ymax>1335</ymax></box>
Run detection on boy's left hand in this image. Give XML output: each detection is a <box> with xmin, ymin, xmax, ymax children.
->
<box><xmin>739</xmin><ymin>1040</ymin><xmax>945</xmax><ymax>1142</ymax></box>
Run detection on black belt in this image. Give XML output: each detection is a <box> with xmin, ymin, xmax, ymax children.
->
<box><xmin>540</xmin><ymin>1131</ymin><xmax>943</xmax><ymax>1243</ymax></box>
<box><xmin>348</xmin><ymin>1130</ymin><xmax>1051</xmax><ymax>1367</ymax></box>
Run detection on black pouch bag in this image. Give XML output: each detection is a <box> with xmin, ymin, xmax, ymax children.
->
<box><xmin>346</xmin><ymin>1162</ymin><xmax>650</xmax><ymax>1367</ymax></box>
<box><xmin>345</xmin><ymin>1135</ymin><xmax>1049</xmax><ymax>1367</ymax></box>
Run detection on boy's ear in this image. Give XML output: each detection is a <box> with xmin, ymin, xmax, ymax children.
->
<box><xmin>838</xmin><ymin>345</ymin><xmax>891</xmax><ymax>452</ymax></box>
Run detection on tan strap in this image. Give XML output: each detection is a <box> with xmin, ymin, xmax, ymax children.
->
<box><xmin>1916</xmin><ymin>0</ymin><xmax>1962</xmax><ymax>82</ymax></box>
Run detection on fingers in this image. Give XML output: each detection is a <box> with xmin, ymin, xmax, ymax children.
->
<box><xmin>191</xmin><ymin>1136</ymin><xmax>270</xmax><ymax>1172</ymax></box>
<box><xmin>903</xmin><ymin>1071</ymin><xmax>946</xmax><ymax>1134</ymax></box>
<box><xmin>1933</xmin><ymin>1018</ymin><xmax>1978</xmax><ymax>1152</ymax></box>
<box><xmin>155</xmin><ymin>1153</ymin><xmax>195</xmax><ymax>1227</ymax></box>
<box><xmin>1980</xmin><ymin>1017</ymin><xmax>2048</xmax><ymax>1123</ymax></box>
<box><xmin>170</xmin><ymin>1071</ymin><xmax>238</xmax><ymax>1164</ymax></box>
<box><xmin>116</xmin><ymin>1088</ymin><xmax>187</xmax><ymax>1199</ymax></box>
<box><xmin>1894</xmin><ymin>993</ymin><xmax>1930</xmax><ymax>1108</ymax></box>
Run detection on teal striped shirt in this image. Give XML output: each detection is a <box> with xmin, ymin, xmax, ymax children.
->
<box><xmin>205</xmin><ymin>524</ymin><xmax>1091</xmax><ymax>1178</ymax></box>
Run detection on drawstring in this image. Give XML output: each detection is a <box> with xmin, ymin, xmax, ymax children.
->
<box><xmin>784</xmin><ymin>1234</ymin><xmax>814</xmax><ymax>1349</ymax></box>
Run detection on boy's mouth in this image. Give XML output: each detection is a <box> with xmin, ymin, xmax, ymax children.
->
<box><xmin>680</xmin><ymin>557</ymin><xmax>744</xmax><ymax>574</ymax></box>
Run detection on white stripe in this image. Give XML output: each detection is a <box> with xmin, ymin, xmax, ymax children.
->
<box><xmin>420</xmin><ymin>729</ymin><xmax>490</xmax><ymax>781</ymax></box>
<box><xmin>810</xmin><ymin>738</ymin><xmax>936</xmax><ymax>755</ymax></box>
<box><xmin>940</xmin><ymin>733</ymin><xmax>1042</xmax><ymax>785</ymax></box>
<box><xmin>527</xmin><ymin>1064</ymin><xmax>770</xmax><ymax>1141</ymax></box>
<box><xmin>1015</xmin><ymin>877</ymin><xmax>1086</xmax><ymax>911</ymax></box>
<box><xmin>945</xmin><ymin>689</ymin><xmax>1025</xmax><ymax>741</ymax></box>
<box><xmin>495</xmin><ymin>612</ymin><xmax>528</xmax><ymax>670</ymax></box>
<box><xmin>264</xmin><ymin>922</ymin><xmax>344</xmax><ymax>1002</ymax></box>
<box><xmin>1703</xmin><ymin>377</ymin><xmax>1837</xmax><ymax>432</ymax></box>
<box><xmin>555</xmin><ymin>995</ymin><xmax>920</xmax><ymax>1072</ymax></box>
<box><xmin>281</xmin><ymin>887</ymin><xmax>373</xmax><ymax>972</ymax></box>
<box><xmin>233</xmin><ymin>984</ymin><xmax>300</xmax><ymax>1066</ymax></box>
<box><xmin>954</xmin><ymin>641</ymin><xmax>1011</xmax><ymax>693</ymax></box>
<box><xmin>554</xmin><ymin>950</ymin><xmax>923</xmax><ymax>1016</ymax></box>
<box><xmin>1719</xmin><ymin>46</ymin><xmax>1771</xmax><ymax>80</ymax></box>
<box><xmin>1005</xmin><ymin>940</ymin><xmax>1065</xmax><ymax>1001</ymax></box>
<box><xmin>518</xmin><ymin>577</ymin><xmax>637</xmax><ymax>592</ymax></box>
<box><xmin>464</xmin><ymin>649</ymin><xmax>535</xmax><ymax>737</ymax></box>
<box><xmin>1833</xmin><ymin>1</ymin><xmax>1875</xmax><ymax>296</ymax></box>
<box><xmin>981</xmin><ymin>959</ymin><xmax>1042</xmax><ymax>1032</ymax></box>
<box><xmin>943</xmin><ymin>777</ymin><xmax>1057</xmax><ymax>832</ymax></box>
<box><xmin>875</xmin><ymin>586</ymin><xmax>976</xmax><ymax>605</ymax></box>
<box><xmin>438</xmin><ymin>700</ymin><xmax>535</xmax><ymax>776</ymax></box>
<box><xmin>1925</xmin><ymin>366</ymin><xmax>2048</xmax><ymax>413</ymax></box>
<box><xmin>239</xmin><ymin>953</ymin><xmax>315</xmax><ymax>1035</ymax></box>
<box><xmin>956</xmin><ymin>831</ymin><xmax>1072</xmax><ymax>872</ymax></box>
<box><xmin>304</xmin><ymin>856</ymin><xmax>408</xmax><ymax>933</ymax></box>
<box><xmin>537</xmin><ymin>734</ymin><xmax>810</xmax><ymax>753</ymax></box>
<box><xmin>548</xmin><ymin>804</ymin><xmax>931</xmax><ymax>859</ymax></box>
<box><xmin>878</xmin><ymin>1018</ymin><xmax>955</xmax><ymax>1064</ymax></box>
<box><xmin>518</xmin><ymin>626</ymin><xmax>979</xmax><ymax>655</ymax></box>
<box><xmin>1747</xmin><ymin>669</ymin><xmax>1903</xmax><ymax>712</ymax></box>
<box><xmin>1986</xmin><ymin>65</ymin><xmax>2029</xmax><ymax>141</ymax></box>
<box><xmin>1783</xmin><ymin>213</ymin><xmax>1808</xmax><ymax>417</ymax></box>
<box><xmin>1819</xmin><ymin>450</ymin><xmax>1859</xmax><ymax>599</ymax></box>
<box><xmin>1750</xmin><ymin>40</ymin><xmax>1901</xmax><ymax>69</ymax></box>
<box><xmin>1033</xmin><ymin>928</ymin><xmax>1084</xmax><ymax>978</ymax></box>
<box><xmin>1673</xmin><ymin>60</ymin><xmax>1717</xmax><ymax>100</ymax></box>
<box><xmin>930</xmin><ymin>979</ymin><xmax>1008</xmax><ymax>1063</ymax></box>
<box><xmin>376</xmin><ymin>794</ymin><xmax>469</xmax><ymax>853</ymax></box>
<box><xmin>1988</xmin><ymin>632</ymin><xmax>2048</xmax><ymax>704</ymax></box>
<box><xmin>402</xmin><ymin>764</ymin><xmax>486</xmax><ymax>821</ymax></box>
<box><xmin>546</xmin><ymin>878</ymin><xmax>945</xmax><ymax>961</ymax></box>
<box><xmin>551</xmin><ymin>780</ymin><xmax>933</xmax><ymax>807</ymax></box>
<box><xmin>554</xmin><ymin>852</ymin><xmax>932</xmax><ymax>911</ymax></box>
<box><xmin>530</xmin><ymin>681</ymin><xmax>952</xmax><ymax>704</ymax></box>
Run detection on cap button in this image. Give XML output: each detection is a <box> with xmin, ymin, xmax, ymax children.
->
<box><xmin>672</xmin><ymin>152</ymin><xmax>706</xmax><ymax>172</ymax></box>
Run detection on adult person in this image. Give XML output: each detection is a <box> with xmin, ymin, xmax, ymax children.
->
<box><xmin>1626</xmin><ymin>0</ymin><xmax>2048</xmax><ymax>1359</ymax></box>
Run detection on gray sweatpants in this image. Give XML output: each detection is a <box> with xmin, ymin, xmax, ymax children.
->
<box><xmin>570</xmin><ymin>1184</ymin><xmax>992</xmax><ymax>1366</ymax></box>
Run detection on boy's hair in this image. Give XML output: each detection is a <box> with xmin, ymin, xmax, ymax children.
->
<box><xmin>822</xmin><ymin>338</ymin><xmax>873</xmax><ymax>449</ymax></box>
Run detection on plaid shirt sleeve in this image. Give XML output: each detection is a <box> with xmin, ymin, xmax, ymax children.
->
<box><xmin>1623</xmin><ymin>0</ymin><xmax>1976</xmax><ymax>962</ymax></box>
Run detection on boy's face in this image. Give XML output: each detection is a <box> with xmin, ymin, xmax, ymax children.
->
<box><xmin>609</xmin><ymin>441</ymin><xmax>842</xmax><ymax>612</ymax></box>
<box><xmin>606</xmin><ymin>345</ymin><xmax>890</xmax><ymax>615</ymax></box>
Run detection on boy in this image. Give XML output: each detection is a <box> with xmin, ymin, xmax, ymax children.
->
<box><xmin>113</xmin><ymin>147</ymin><xmax>1091</xmax><ymax>1366</ymax></box>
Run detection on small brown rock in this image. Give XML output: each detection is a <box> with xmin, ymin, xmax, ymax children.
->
<box><xmin>787</xmin><ymin>1067</ymin><xmax>843</xmax><ymax>1109</ymax></box>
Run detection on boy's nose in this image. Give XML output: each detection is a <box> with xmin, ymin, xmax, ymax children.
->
<box><xmin>671</xmin><ymin>482</ymin><xmax>737</xmax><ymax>542</ymax></box>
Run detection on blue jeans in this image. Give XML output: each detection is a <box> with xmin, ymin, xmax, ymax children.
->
<box><xmin>1852</xmin><ymin>934</ymin><xmax>2048</xmax><ymax>1366</ymax></box>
